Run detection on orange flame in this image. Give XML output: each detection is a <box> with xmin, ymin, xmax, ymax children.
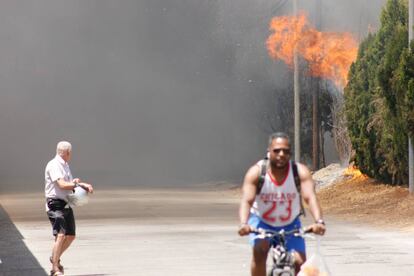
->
<box><xmin>266</xmin><ymin>12</ymin><xmax>358</xmax><ymax>88</ymax></box>
<box><xmin>344</xmin><ymin>165</ymin><xmax>367</xmax><ymax>179</ymax></box>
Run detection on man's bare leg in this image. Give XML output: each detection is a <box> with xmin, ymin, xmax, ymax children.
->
<box><xmin>293</xmin><ymin>251</ymin><xmax>306</xmax><ymax>275</ymax></box>
<box><xmin>59</xmin><ymin>235</ymin><xmax>75</xmax><ymax>257</ymax></box>
<box><xmin>52</xmin><ymin>235</ymin><xmax>75</xmax><ymax>270</ymax></box>
<box><xmin>51</xmin><ymin>233</ymin><xmax>66</xmax><ymax>272</ymax></box>
<box><xmin>251</xmin><ymin>240</ymin><xmax>269</xmax><ymax>276</ymax></box>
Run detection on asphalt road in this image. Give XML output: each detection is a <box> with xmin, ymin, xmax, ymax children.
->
<box><xmin>1</xmin><ymin>188</ymin><xmax>413</xmax><ymax>276</ymax></box>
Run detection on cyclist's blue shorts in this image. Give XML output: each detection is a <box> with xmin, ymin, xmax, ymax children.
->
<box><xmin>248</xmin><ymin>213</ymin><xmax>306</xmax><ymax>255</ymax></box>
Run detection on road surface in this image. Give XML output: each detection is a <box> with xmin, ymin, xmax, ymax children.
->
<box><xmin>0</xmin><ymin>187</ymin><xmax>413</xmax><ymax>275</ymax></box>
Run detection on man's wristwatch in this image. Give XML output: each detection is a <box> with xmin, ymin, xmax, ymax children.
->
<box><xmin>315</xmin><ymin>219</ymin><xmax>325</xmax><ymax>225</ymax></box>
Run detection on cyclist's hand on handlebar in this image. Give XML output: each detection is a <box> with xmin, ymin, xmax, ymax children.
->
<box><xmin>238</xmin><ymin>223</ymin><xmax>251</xmax><ymax>236</ymax></box>
<box><xmin>305</xmin><ymin>223</ymin><xmax>326</xmax><ymax>236</ymax></box>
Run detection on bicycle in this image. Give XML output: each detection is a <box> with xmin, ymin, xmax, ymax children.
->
<box><xmin>250</xmin><ymin>227</ymin><xmax>314</xmax><ymax>276</ymax></box>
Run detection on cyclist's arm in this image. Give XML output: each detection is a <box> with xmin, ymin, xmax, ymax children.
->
<box><xmin>297</xmin><ymin>163</ymin><xmax>326</xmax><ymax>235</ymax></box>
<box><xmin>238</xmin><ymin>165</ymin><xmax>260</xmax><ymax>236</ymax></box>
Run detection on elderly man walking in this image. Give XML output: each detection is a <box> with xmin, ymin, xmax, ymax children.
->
<box><xmin>44</xmin><ymin>141</ymin><xmax>93</xmax><ymax>276</ymax></box>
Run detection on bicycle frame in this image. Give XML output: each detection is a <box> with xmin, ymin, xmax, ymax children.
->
<box><xmin>252</xmin><ymin>228</ymin><xmax>311</xmax><ymax>276</ymax></box>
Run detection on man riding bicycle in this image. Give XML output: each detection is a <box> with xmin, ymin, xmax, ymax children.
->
<box><xmin>238</xmin><ymin>132</ymin><xmax>326</xmax><ymax>276</ymax></box>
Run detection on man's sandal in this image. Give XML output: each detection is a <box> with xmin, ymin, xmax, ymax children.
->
<box><xmin>49</xmin><ymin>256</ymin><xmax>64</xmax><ymax>272</ymax></box>
<box><xmin>50</xmin><ymin>270</ymin><xmax>64</xmax><ymax>276</ymax></box>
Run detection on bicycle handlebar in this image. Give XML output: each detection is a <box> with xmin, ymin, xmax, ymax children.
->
<box><xmin>249</xmin><ymin>227</ymin><xmax>313</xmax><ymax>239</ymax></box>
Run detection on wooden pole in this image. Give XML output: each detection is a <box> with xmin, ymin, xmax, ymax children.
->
<box><xmin>293</xmin><ymin>0</ymin><xmax>300</xmax><ymax>163</ymax></box>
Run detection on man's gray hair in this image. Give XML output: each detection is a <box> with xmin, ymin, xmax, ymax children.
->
<box><xmin>268</xmin><ymin>132</ymin><xmax>290</xmax><ymax>147</ymax></box>
<box><xmin>56</xmin><ymin>141</ymin><xmax>72</xmax><ymax>155</ymax></box>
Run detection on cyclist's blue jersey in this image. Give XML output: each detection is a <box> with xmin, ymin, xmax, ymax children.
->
<box><xmin>251</xmin><ymin>160</ymin><xmax>301</xmax><ymax>227</ymax></box>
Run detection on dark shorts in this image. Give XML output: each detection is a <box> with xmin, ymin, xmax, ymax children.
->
<box><xmin>248</xmin><ymin>213</ymin><xmax>305</xmax><ymax>255</ymax></box>
<box><xmin>46</xmin><ymin>198</ymin><xmax>76</xmax><ymax>236</ymax></box>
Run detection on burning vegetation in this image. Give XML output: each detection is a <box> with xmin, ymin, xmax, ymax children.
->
<box><xmin>266</xmin><ymin>12</ymin><xmax>358</xmax><ymax>88</ymax></box>
<box><xmin>343</xmin><ymin>165</ymin><xmax>367</xmax><ymax>180</ymax></box>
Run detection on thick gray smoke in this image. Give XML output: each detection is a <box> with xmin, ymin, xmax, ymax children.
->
<box><xmin>0</xmin><ymin>0</ymin><xmax>386</xmax><ymax>192</ymax></box>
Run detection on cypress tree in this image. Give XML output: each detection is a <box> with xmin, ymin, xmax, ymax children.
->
<box><xmin>345</xmin><ymin>0</ymin><xmax>412</xmax><ymax>185</ymax></box>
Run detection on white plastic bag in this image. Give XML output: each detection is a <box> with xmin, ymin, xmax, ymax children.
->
<box><xmin>298</xmin><ymin>237</ymin><xmax>331</xmax><ymax>276</ymax></box>
<box><xmin>67</xmin><ymin>186</ymin><xmax>89</xmax><ymax>207</ymax></box>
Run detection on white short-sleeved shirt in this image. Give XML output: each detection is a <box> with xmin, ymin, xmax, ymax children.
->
<box><xmin>251</xmin><ymin>160</ymin><xmax>301</xmax><ymax>227</ymax></box>
<box><xmin>44</xmin><ymin>154</ymin><xmax>73</xmax><ymax>203</ymax></box>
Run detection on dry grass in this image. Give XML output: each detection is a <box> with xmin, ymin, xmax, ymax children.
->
<box><xmin>318</xmin><ymin>173</ymin><xmax>414</xmax><ymax>230</ymax></box>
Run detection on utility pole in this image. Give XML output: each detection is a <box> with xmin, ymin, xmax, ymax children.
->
<box><xmin>312</xmin><ymin>0</ymin><xmax>321</xmax><ymax>171</ymax></box>
<box><xmin>293</xmin><ymin>0</ymin><xmax>300</xmax><ymax>162</ymax></box>
<box><xmin>312</xmin><ymin>79</ymin><xmax>320</xmax><ymax>170</ymax></box>
<box><xmin>409</xmin><ymin>0</ymin><xmax>414</xmax><ymax>193</ymax></box>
